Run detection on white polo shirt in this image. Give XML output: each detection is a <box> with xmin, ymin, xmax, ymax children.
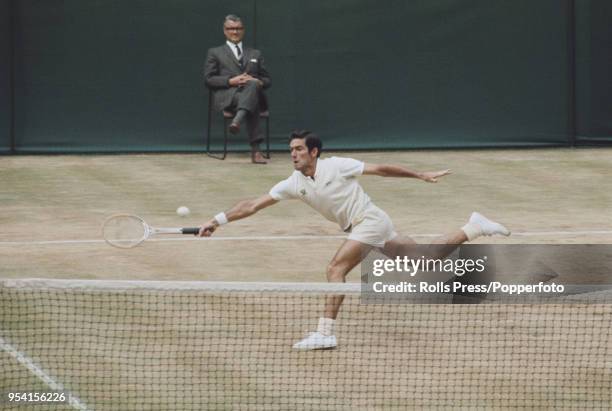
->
<box><xmin>269</xmin><ymin>157</ymin><xmax>372</xmax><ymax>231</ymax></box>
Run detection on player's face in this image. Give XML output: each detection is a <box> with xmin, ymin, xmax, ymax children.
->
<box><xmin>223</xmin><ymin>21</ymin><xmax>245</xmax><ymax>44</ymax></box>
<box><xmin>290</xmin><ymin>139</ymin><xmax>317</xmax><ymax>172</ymax></box>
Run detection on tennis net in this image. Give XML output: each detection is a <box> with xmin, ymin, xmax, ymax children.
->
<box><xmin>1</xmin><ymin>278</ymin><xmax>611</xmax><ymax>410</ymax></box>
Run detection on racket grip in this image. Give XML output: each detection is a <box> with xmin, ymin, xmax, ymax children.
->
<box><xmin>181</xmin><ymin>227</ymin><xmax>200</xmax><ymax>235</ymax></box>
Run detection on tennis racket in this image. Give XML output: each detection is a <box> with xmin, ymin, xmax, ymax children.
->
<box><xmin>102</xmin><ymin>214</ymin><xmax>200</xmax><ymax>249</ymax></box>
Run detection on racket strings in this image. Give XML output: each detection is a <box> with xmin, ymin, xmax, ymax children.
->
<box><xmin>103</xmin><ymin>215</ymin><xmax>148</xmax><ymax>248</ymax></box>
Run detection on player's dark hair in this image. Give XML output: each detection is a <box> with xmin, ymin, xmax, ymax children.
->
<box><xmin>289</xmin><ymin>130</ymin><xmax>322</xmax><ymax>158</ymax></box>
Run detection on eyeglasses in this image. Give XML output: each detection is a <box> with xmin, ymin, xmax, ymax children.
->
<box><xmin>224</xmin><ymin>27</ymin><xmax>244</xmax><ymax>32</ymax></box>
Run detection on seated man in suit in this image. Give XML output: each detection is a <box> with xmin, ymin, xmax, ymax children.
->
<box><xmin>204</xmin><ymin>14</ymin><xmax>271</xmax><ymax>164</ymax></box>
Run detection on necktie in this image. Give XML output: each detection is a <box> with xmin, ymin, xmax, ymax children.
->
<box><xmin>236</xmin><ymin>45</ymin><xmax>243</xmax><ymax>67</ymax></box>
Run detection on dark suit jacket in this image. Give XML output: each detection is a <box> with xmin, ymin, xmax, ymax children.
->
<box><xmin>203</xmin><ymin>44</ymin><xmax>271</xmax><ymax>112</ymax></box>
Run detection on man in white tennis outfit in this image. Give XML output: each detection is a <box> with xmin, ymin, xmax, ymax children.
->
<box><xmin>198</xmin><ymin>130</ymin><xmax>510</xmax><ymax>350</ymax></box>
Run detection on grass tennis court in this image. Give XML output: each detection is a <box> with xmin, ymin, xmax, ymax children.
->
<box><xmin>1</xmin><ymin>148</ymin><xmax>611</xmax><ymax>409</ymax></box>
<box><xmin>1</xmin><ymin>148</ymin><xmax>611</xmax><ymax>281</ymax></box>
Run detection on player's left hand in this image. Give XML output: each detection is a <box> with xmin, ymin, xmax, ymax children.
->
<box><xmin>419</xmin><ymin>169</ymin><xmax>451</xmax><ymax>183</ymax></box>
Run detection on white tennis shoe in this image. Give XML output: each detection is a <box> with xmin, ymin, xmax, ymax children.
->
<box><xmin>292</xmin><ymin>332</ymin><xmax>337</xmax><ymax>350</ymax></box>
<box><xmin>469</xmin><ymin>212</ymin><xmax>511</xmax><ymax>237</ymax></box>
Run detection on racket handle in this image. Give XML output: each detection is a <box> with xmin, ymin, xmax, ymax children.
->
<box><xmin>181</xmin><ymin>227</ymin><xmax>200</xmax><ymax>235</ymax></box>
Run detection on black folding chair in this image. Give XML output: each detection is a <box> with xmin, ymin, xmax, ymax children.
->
<box><xmin>205</xmin><ymin>91</ymin><xmax>270</xmax><ymax>160</ymax></box>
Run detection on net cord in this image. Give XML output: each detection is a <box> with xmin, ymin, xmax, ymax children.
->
<box><xmin>0</xmin><ymin>279</ymin><xmax>362</xmax><ymax>293</ymax></box>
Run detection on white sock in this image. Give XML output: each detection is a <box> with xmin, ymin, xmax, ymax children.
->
<box><xmin>317</xmin><ymin>317</ymin><xmax>335</xmax><ymax>336</ymax></box>
<box><xmin>461</xmin><ymin>222</ymin><xmax>482</xmax><ymax>241</ymax></box>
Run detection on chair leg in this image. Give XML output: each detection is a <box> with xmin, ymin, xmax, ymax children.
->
<box><xmin>222</xmin><ymin>118</ymin><xmax>229</xmax><ymax>160</ymax></box>
<box><xmin>206</xmin><ymin>144</ymin><xmax>227</xmax><ymax>160</ymax></box>
<box><xmin>265</xmin><ymin>116</ymin><xmax>271</xmax><ymax>159</ymax></box>
<box><xmin>205</xmin><ymin>98</ymin><xmax>212</xmax><ymax>154</ymax></box>
<box><xmin>205</xmin><ymin>90</ymin><xmax>229</xmax><ymax>160</ymax></box>
<box><xmin>205</xmin><ymin>114</ymin><xmax>227</xmax><ymax>160</ymax></box>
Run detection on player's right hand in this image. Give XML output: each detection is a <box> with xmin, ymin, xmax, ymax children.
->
<box><xmin>198</xmin><ymin>220</ymin><xmax>218</xmax><ymax>237</ymax></box>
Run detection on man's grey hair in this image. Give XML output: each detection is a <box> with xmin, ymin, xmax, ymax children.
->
<box><xmin>224</xmin><ymin>14</ymin><xmax>243</xmax><ymax>25</ymax></box>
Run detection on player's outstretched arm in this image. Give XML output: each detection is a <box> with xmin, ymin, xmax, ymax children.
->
<box><xmin>363</xmin><ymin>163</ymin><xmax>451</xmax><ymax>183</ymax></box>
<box><xmin>198</xmin><ymin>194</ymin><xmax>278</xmax><ymax>237</ymax></box>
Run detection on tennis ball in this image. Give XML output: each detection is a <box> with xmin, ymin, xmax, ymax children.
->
<box><xmin>176</xmin><ymin>206</ymin><xmax>190</xmax><ymax>217</ymax></box>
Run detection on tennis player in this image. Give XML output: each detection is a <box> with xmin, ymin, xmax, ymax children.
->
<box><xmin>198</xmin><ymin>130</ymin><xmax>510</xmax><ymax>350</ymax></box>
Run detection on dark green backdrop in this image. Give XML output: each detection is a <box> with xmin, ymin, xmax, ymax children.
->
<box><xmin>1</xmin><ymin>0</ymin><xmax>611</xmax><ymax>153</ymax></box>
<box><xmin>575</xmin><ymin>0</ymin><xmax>612</xmax><ymax>144</ymax></box>
<box><xmin>0</xmin><ymin>0</ymin><xmax>11</xmax><ymax>152</ymax></box>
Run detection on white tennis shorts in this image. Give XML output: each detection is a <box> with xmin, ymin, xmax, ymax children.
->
<box><xmin>347</xmin><ymin>205</ymin><xmax>398</xmax><ymax>248</ymax></box>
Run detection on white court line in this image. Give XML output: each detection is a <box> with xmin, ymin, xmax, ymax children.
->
<box><xmin>0</xmin><ymin>230</ymin><xmax>611</xmax><ymax>247</ymax></box>
<box><xmin>0</xmin><ymin>235</ymin><xmax>348</xmax><ymax>246</ymax></box>
<box><xmin>0</xmin><ymin>336</ymin><xmax>90</xmax><ymax>410</ymax></box>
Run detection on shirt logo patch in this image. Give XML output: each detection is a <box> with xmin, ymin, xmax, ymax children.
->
<box><xmin>299</xmin><ymin>189</ymin><xmax>307</xmax><ymax>196</ymax></box>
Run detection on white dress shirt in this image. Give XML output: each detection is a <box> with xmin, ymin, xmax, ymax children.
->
<box><xmin>226</xmin><ymin>40</ymin><xmax>243</xmax><ymax>60</ymax></box>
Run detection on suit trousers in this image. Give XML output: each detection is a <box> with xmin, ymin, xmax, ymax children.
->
<box><xmin>229</xmin><ymin>81</ymin><xmax>263</xmax><ymax>146</ymax></box>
